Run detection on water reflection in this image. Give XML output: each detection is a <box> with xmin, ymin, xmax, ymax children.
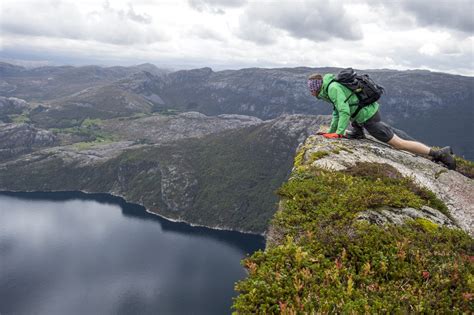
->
<box><xmin>1</xmin><ymin>191</ymin><xmax>265</xmax><ymax>254</ymax></box>
<box><xmin>0</xmin><ymin>191</ymin><xmax>265</xmax><ymax>315</ymax></box>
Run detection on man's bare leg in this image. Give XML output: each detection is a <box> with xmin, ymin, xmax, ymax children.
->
<box><xmin>387</xmin><ymin>134</ymin><xmax>430</xmax><ymax>155</ymax></box>
<box><xmin>387</xmin><ymin>134</ymin><xmax>456</xmax><ymax>169</ymax></box>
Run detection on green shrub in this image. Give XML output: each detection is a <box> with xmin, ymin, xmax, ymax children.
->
<box><xmin>233</xmin><ymin>162</ymin><xmax>473</xmax><ymax>313</ymax></box>
<box><xmin>52</xmin><ymin>117</ymin><xmax>116</xmax><ymax>145</ymax></box>
<box><xmin>81</xmin><ymin>118</ymin><xmax>103</xmax><ymax>128</ymax></box>
<box><xmin>293</xmin><ymin>146</ymin><xmax>307</xmax><ymax>169</ymax></box>
<box><xmin>9</xmin><ymin>112</ymin><xmax>31</xmax><ymax>123</ymax></box>
<box><xmin>455</xmin><ymin>156</ymin><xmax>474</xmax><ymax>179</ymax></box>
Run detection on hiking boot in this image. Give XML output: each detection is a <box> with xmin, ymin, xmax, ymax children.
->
<box><xmin>345</xmin><ymin>129</ymin><xmax>366</xmax><ymax>139</ymax></box>
<box><xmin>431</xmin><ymin>146</ymin><xmax>456</xmax><ymax>170</ymax></box>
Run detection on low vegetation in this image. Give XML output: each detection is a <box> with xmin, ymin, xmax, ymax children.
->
<box><xmin>72</xmin><ymin>138</ymin><xmax>116</xmax><ymax>151</ymax></box>
<box><xmin>233</xmin><ymin>158</ymin><xmax>473</xmax><ymax>313</ymax></box>
<box><xmin>9</xmin><ymin>113</ymin><xmax>31</xmax><ymax>124</ymax></box>
<box><xmin>455</xmin><ymin>156</ymin><xmax>474</xmax><ymax>179</ymax></box>
<box><xmin>154</xmin><ymin>108</ymin><xmax>181</xmax><ymax>116</ymax></box>
<box><xmin>51</xmin><ymin>118</ymin><xmax>117</xmax><ymax>146</ymax></box>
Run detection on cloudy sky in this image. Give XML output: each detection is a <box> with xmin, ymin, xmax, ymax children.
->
<box><xmin>1</xmin><ymin>0</ymin><xmax>473</xmax><ymax>75</ymax></box>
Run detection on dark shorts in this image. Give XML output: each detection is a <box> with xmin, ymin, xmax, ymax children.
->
<box><xmin>351</xmin><ymin>111</ymin><xmax>415</xmax><ymax>143</ymax></box>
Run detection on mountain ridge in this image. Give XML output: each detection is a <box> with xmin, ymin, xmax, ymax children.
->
<box><xmin>2</xmin><ymin>62</ymin><xmax>471</xmax><ymax>158</ymax></box>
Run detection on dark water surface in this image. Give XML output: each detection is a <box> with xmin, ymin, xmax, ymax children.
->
<box><xmin>0</xmin><ymin>191</ymin><xmax>265</xmax><ymax>315</ymax></box>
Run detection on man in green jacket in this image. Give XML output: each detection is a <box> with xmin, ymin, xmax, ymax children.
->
<box><xmin>307</xmin><ymin>73</ymin><xmax>456</xmax><ymax>170</ymax></box>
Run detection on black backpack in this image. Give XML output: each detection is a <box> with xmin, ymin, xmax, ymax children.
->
<box><xmin>327</xmin><ymin>68</ymin><xmax>385</xmax><ymax>118</ymax></box>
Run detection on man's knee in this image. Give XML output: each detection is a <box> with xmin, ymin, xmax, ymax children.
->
<box><xmin>365</xmin><ymin>122</ymin><xmax>395</xmax><ymax>143</ymax></box>
<box><xmin>393</xmin><ymin>128</ymin><xmax>416</xmax><ymax>141</ymax></box>
<box><xmin>387</xmin><ymin>134</ymin><xmax>404</xmax><ymax>148</ymax></box>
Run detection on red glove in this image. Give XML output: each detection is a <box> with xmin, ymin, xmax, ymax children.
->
<box><xmin>322</xmin><ymin>133</ymin><xmax>344</xmax><ymax>139</ymax></box>
<box><xmin>316</xmin><ymin>131</ymin><xmax>326</xmax><ymax>135</ymax></box>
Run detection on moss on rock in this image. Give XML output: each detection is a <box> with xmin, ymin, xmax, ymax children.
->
<box><xmin>309</xmin><ymin>151</ymin><xmax>330</xmax><ymax>163</ymax></box>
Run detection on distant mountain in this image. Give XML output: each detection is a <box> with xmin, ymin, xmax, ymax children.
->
<box><xmin>30</xmin><ymin>84</ymin><xmax>156</xmax><ymax>128</ymax></box>
<box><xmin>0</xmin><ymin>62</ymin><xmax>168</xmax><ymax>101</ymax></box>
<box><xmin>0</xmin><ymin>62</ymin><xmax>26</xmax><ymax>76</ymax></box>
<box><xmin>133</xmin><ymin>67</ymin><xmax>473</xmax><ymax>158</ymax></box>
<box><xmin>1</xmin><ymin>63</ymin><xmax>472</xmax><ymax>158</ymax></box>
<box><xmin>130</xmin><ymin>63</ymin><xmax>171</xmax><ymax>76</ymax></box>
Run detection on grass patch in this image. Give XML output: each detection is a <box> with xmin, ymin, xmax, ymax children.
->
<box><xmin>234</xmin><ymin>222</ymin><xmax>473</xmax><ymax>313</ymax></box>
<box><xmin>81</xmin><ymin>118</ymin><xmax>103</xmax><ymax>128</ymax></box>
<box><xmin>455</xmin><ymin>156</ymin><xmax>474</xmax><ymax>179</ymax></box>
<box><xmin>51</xmin><ymin>117</ymin><xmax>116</xmax><ymax>144</ymax></box>
<box><xmin>309</xmin><ymin>151</ymin><xmax>330</xmax><ymax>162</ymax></box>
<box><xmin>343</xmin><ymin>163</ymin><xmax>449</xmax><ymax>216</ymax></box>
<box><xmin>233</xmin><ymin>162</ymin><xmax>473</xmax><ymax>313</ymax></box>
<box><xmin>118</xmin><ymin>113</ymin><xmax>151</xmax><ymax>120</ymax></box>
<box><xmin>73</xmin><ymin>142</ymin><xmax>97</xmax><ymax>151</ymax></box>
<box><xmin>9</xmin><ymin>113</ymin><xmax>31</xmax><ymax>123</ymax></box>
<box><xmin>293</xmin><ymin>146</ymin><xmax>307</xmax><ymax>169</ymax></box>
<box><xmin>72</xmin><ymin>137</ymin><xmax>115</xmax><ymax>151</ymax></box>
<box><xmin>294</xmin><ymin>148</ymin><xmax>330</xmax><ymax>173</ymax></box>
<box><xmin>158</xmin><ymin>108</ymin><xmax>181</xmax><ymax>116</ymax></box>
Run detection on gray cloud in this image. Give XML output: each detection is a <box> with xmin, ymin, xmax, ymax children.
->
<box><xmin>394</xmin><ymin>46</ymin><xmax>474</xmax><ymax>75</ymax></box>
<box><xmin>369</xmin><ymin>0</ymin><xmax>474</xmax><ymax>33</ymax></box>
<box><xmin>188</xmin><ymin>0</ymin><xmax>247</xmax><ymax>14</ymax></box>
<box><xmin>189</xmin><ymin>27</ymin><xmax>227</xmax><ymax>42</ymax></box>
<box><xmin>235</xmin><ymin>14</ymin><xmax>278</xmax><ymax>45</ymax></box>
<box><xmin>0</xmin><ymin>1</ymin><xmax>163</xmax><ymax>45</ymax></box>
<box><xmin>1</xmin><ymin>0</ymin><xmax>473</xmax><ymax>75</ymax></box>
<box><xmin>125</xmin><ymin>3</ymin><xmax>152</xmax><ymax>24</ymax></box>
<box><xmin>236</xmin><ymin>1</ymin><xmax>363</xmax><ymax>45</ymax></box>
<box><xmin>403</xmin><ymin>0</ymin><xmax>473</xmax><ymax>33</ymax></box>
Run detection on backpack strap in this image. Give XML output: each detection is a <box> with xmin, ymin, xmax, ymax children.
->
<box><xmin>325</xmin><ymin>79</ymin><xmax>336</xmax><ymax>95</ymax></box>
<box><xmin>344</xmin><ymin>91</ymin><xmax>355</xmax><ymax>104</ymax></box>
<box><xmin>327</xmin><ymin>79</ymin><xmax>356</xmax><ymax>102</ymax></box>
<box><xmin>351</xmin><ymin>105</ymin><xmax>363</xmax><ymax>119</ymax></box>
<box><xmin>326</xmin><ymin>80</ymin><xmax>337</xmax><ymax>112</ymax></box>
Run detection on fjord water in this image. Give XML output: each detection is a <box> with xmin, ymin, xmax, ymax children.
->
<box><xmin>0</xmin><ymin>191</ymin><xmax>265</xmax><ymax>315</ymax></box>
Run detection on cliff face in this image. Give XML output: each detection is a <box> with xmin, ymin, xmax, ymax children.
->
<box><xmin>234</xmin><ymin>136</ymin><xmax>474</xmax><ymax>313</ymax></box>
<box><xmin>0</xmin><ymin>123</ymin><xmax>58</xmax><ymax>162</ymax></box>
<box><xmin>0</xmin><ymin>113</ymin><xmax>329</xmax><ymax>233</ymax></box>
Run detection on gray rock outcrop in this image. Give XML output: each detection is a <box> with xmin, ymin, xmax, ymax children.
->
<box><xmin>0</xmin><ymin>123</ymin><xmax>58</xmax><ymax>161</ymax></box>
<box><xmin>357</xmin><ymin>206</ymin><xmax>457</xmax><ymax>228</ymax></box>
<box><xmin>0</xmin><ymin>96</ymin><xmax>30</xmax><ymax>120</ymax></box>
<box><xmin>299</xmin><ymin>135</ymin><xmax>473</xmax><ymax>236</ymax></box>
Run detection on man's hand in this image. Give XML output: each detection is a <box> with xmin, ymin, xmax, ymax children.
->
<box><xmin>321</xmin><ymin>133</ymin><xmax>345</xmax><ymax>139</ymax></box>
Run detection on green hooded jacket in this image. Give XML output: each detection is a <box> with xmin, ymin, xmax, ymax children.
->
<box><xmin>316</xmin><ymin>73</ymin><xmax>379</xmax><ymax>135</ymax></box>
